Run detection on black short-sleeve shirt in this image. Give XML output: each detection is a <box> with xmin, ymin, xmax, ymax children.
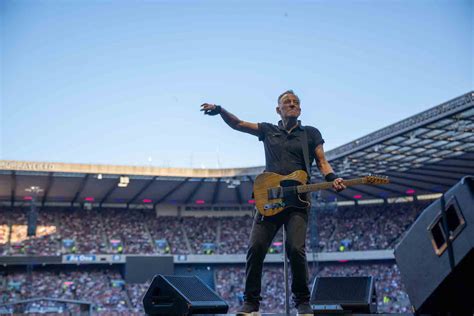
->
<box><xmin>257</xmin><ymin>120</ymin><xmax>324</xmax><ymax>175</ymax></box>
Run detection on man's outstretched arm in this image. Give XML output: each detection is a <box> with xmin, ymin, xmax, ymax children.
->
<box><xmin>200</xmin><ymin>103</ymin><xmax>259</xmax><ymax>136</ymax></box>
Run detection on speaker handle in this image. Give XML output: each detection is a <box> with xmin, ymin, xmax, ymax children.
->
<box><xmin>427</xmin><ymin>196</ymin><xmax>466</xmax><ymax>257</ymax></box>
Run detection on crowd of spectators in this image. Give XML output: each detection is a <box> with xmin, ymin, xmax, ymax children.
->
<box><xmin>0</xmin><ymin>267</ymin><xmax>130</xmax><ymax>314</ymax></box>
<box><xmin>6</xmin><ymin>209</ymin><xmax>60</xmax><ymax>256</ymax></box>
<box><xmin>215</xmin><ymin>262</ymin><xmax>411</xmax><ymax>314</ymax></box>
<box><xmin>0</xmin><ymin>262</ymin><xmax>411</xmax><ymax>314</ymax></box>
<box><xmin>324</xmin><ymin>202</ymin><xmax>428</xmax><ymax>252</ymax></box>
<box><xmin>219</xmin><ymin>216</ymin><xmax>252</xmax><ymax>254</ymax></box>
<box><xmin>0</xmin><ymin>209</ymin><xmax>10</xmax><ymax>256</ymax></box>
<box><xmin>145</xmin><ymin>214</ymin><xmax>190</xmax><ymax>254</ymax></box>
<box><xmin>179</xmin><ymin>216</ymin><xmax>219</xmax><ymax>254</ymax></box>
<box><xmin>125</xmin><ymin>283</ymin><xmax>149</xmax><ymax>313</ymax></box>
<box><xmin>0</xmin><ymin>200</ymin><xmax>429</xmax><ymax>255</ymax></box>
<box><xmin>56</xmin><ymin>209</ymin><xmax>108</xmax><ymax>254</ymax></box>
<box><xmin>100</xmin><ymin>209</ymin><xmax>155</xmax><ymax>254</ymax></box>
<box><xmin>214</xmin><ymin>265</ymin><xmax>289</xmax><ymax>313</ymax></box>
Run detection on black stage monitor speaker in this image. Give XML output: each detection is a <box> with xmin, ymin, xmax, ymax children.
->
<box><xmin>395</xmin><ymin>176</ymin><xmax>474</xmax><ymax>314</ymax></box>
<box><xmin>310</xmin><ymin>276</ymin><xmax>377</xmax><ymax>313</ymax></box>
<box><xmin>142</xmin><ymin>274</ymin><xmax>229</xmax><ymax>315</ymax></box>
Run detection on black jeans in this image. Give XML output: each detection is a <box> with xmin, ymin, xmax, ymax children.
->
<box><xmin>243</xmin><ymin>208</ymin><xmax>310</xmax><ymax>306</ymax></box>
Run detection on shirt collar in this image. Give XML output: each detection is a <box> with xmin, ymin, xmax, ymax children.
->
<box><xmin>278</xmin><ymin>120</ymin><xmax>304</xmax><ymax>131</ymax></box>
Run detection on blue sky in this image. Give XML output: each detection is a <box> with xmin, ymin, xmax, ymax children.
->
<box><xmin>1</xmin><ymin>0</ymin><xmax>472</xmax><ymax>168</ymax></box>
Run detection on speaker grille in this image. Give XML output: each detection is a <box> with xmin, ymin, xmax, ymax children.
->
<box><xmin>312</xmin><ymin>277</ymin><xmax>370</xmax><ymax>303</ymax></box>
<box><xmin>164</xmin><ymin>276</ymin><xmax>223</xmax><ymax>302</ymax></box>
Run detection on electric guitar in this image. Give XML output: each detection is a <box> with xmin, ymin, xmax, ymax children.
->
<box><xmin>253</xmin><ymin>170</ymin><xmax>389</xmax><ymax>216</ymax></box>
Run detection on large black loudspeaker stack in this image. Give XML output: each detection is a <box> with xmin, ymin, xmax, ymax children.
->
<box><xmin>142</xmin><ymin>274</ymin><xmax>229</xmax><ymax>315</ymax></box>
<box><xmin>395</xmin><ymin>176</ymin><xmax>474</xmax><ymax>314</ymax></box>
<box><xmin>310</xmin><ymin>276</ymin><xmax>377</xmax><ymax>313</ymax></box>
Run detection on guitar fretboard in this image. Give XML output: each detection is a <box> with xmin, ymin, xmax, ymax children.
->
<box><xmin>296</xmin><ymin>178</ymin><xmax>367</xmax><ymax>193</ymax></box>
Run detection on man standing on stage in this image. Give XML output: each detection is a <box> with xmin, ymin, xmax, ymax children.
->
<box><xmin>201</xmin><ymin>90</ymin><xmax>345</xmax><ymax>316</ymax></box>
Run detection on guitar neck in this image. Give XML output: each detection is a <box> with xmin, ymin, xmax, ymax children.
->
<box><xmin>297</xmin><ymin>178</ymin><xmax>366</xmax><ymax>193</ymax></box>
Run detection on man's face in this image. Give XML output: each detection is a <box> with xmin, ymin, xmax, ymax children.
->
<box><xmin>277</xmin><ymin>93</ymin><xmax>301</xmax><ymax>119</ymax></box>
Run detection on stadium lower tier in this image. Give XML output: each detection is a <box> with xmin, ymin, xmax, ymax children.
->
<box><xmin>0</xmin><ymin>262</ymin><xmax>410</xmax><ymax>314</ymax></box>
<box><xmin>0</xmin><ymin>200</ymin><xmax>430</xmax><ymax>256</ymax></box>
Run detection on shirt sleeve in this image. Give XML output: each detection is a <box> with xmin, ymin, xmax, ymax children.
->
<box><xmin>307</xmin><ymin>126</ymin><xmax>325</xmax><ymax>147</ymax></box>
<box><xmin>257</xmin><ymin>122</ymin><xmax>271</xmax><ymax>141</ymax></box>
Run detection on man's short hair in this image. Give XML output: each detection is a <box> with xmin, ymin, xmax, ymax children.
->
<box><xmin>277</xmin><ymin>90</ymin><xmax>298</xmax><ymax>104</ymax></box>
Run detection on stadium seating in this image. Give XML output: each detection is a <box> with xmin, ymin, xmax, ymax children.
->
<box><xmin>0</xmin><ymin>201</ymin><xmax>429</xmax><ymax>255</ymax></box>
<box><xmin>0</xmin><ymin>263</ymin><xmax>410</xmax><ymax>314</ymax></box>
<box><xmin>0</xmin><ymin>201</ymin><xmax>432</xmax><ymax>313</ymax></box>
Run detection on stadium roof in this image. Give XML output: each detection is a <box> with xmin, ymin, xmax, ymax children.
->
<box><xmin>0</xmin><ymin>91</ymin><xmax>472</xmax><ymax>207</ymax></box>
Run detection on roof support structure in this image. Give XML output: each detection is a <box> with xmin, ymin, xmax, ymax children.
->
<box><xmin>370</xmin><ymin>184</ymin><xmax>407</xmax><ymax>196</ymax></box>
<box><xmin>348</xmin><ymin>186</ymin><xmax>386</xmax><ymax>200</ymax></box>
<box><xmin>385</xmin><ymin>172</ymin><xmax>453</xmax><ymax>188</ymax></box>
<box><xmin>99</xmin><ymin>182</ymin><xmax>119</xmax><ymax>208</ymax></box>
<box><xmin>153</xmin><ymin>178</ymin><xmax>189</xmax><ymax>208</ymax></box>
<box><xmin>449</xmin><ymin>156</ymin><xmax>474</xmax><ymax>162</ymax></box>
<box><xmin>246</xmin><ymin>175</ymin><xmax>254</xmax><ymax>184</ymax></box>
<box><xmin>41</xmin><ymin>173</ymin><xmax>54</xmax><ymax>208</ymax></box>
<box><xmin>432</xmin><ymin>161</ymin><xmax>474</xmax><ymax>170</ymax></box>
<box><xmin>10</xmin><ymin>172</ymin><xmax>16</xmax><ymax>208</ymax></box>
<box><xmin>387</xmin><ymin>176</ymin><xmax>444</xmax><ymax>193</ymax></box>
<box><xmin>211</xmin><ymin>178</ymin><xmax>221</xmax><ymax>205</ymax></box>
<box><xmin>184</xmin><ymin>179</ymin><xmax>205</xmax><ymax>205</ymax></box>
<box><xmin>71</xmin><ymin>174</ymin><xmax>90</xmax><ymax>207</ymax></box>
<box><xmin>419</xmin><ymin>165</ymin><xmax>473</xmax><ymax>175</ymax></box>
<box><xmin>235</xmin><ymin>178</ymin><xmax>243</xmax><ymax>205</ymax></box>
<box><xmin>127</xmin><ymin>176</ymin><xmax>157</xmax><ymax>208</ymax></box>
<box><xmin>406</xmin><ymin>169</ymin><xmax>464</xmax><ymax>181</ymax></box>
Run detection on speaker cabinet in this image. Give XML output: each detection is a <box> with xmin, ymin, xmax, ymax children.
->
<box><xmin>310</xmin><ymin>276</ymin><xmax>377</xmax><ymax>313</ymax></box>
<box><xmin>142</xmin><ymin>274</ymin><xmax>228</xmax><ymax>315</ymax></box>
<box><xmin>395</xmin><ymin>176</ymin><xmax>474</xmax><ymax>314</ymax></box>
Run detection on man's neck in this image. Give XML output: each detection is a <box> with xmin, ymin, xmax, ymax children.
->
<box><xmin>281</xmin><ymin>117</ymin><xmax>298</xmax><ymax>132</ymax></box>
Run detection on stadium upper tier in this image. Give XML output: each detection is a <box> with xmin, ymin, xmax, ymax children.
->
<box><xmin>0</xmin><ymin>91</ymin><xmax>472</xmax><ymax>206</ymax></box>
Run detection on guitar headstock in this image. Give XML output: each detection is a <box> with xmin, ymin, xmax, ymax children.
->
<box><xmin>363</xmin><ymin>174</ymin><xmax>390</xmax><ymax>185</ymax></box>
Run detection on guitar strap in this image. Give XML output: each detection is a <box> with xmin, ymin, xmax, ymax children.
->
<box><xmin>301</xmin><ymin>126</ymin><xmax>312</xmax><ymax>184</ymax></box>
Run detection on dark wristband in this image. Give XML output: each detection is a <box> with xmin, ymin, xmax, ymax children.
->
<box><xmin>325</xmin><ymin>173</ymin><xmax>338</xmax><ymax>182</ymax></box>
<box><xmin>205</xmin><ymin>105</ymin><xmax>222</xmax><ymax>116</ymax></box>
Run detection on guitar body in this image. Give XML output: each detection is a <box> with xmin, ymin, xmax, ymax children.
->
<box><xmin>254</xmin><ymin>170</ymin><xmax>310</xmax><ymax>217</ymax></box>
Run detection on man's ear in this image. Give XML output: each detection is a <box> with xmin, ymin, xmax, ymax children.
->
<box><xmin>276</xmin><ymin>106</ymin><xmax>281</xmax><ymax>115</ymax></box>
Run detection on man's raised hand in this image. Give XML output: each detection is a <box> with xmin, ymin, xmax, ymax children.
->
<box><xmin>200</xmin><ymin>103</ymin><xmax>221</xmax><ymax>116</ymax></box>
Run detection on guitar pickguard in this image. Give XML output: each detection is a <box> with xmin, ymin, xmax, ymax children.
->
<box><xmin>279</xmin><ymin>179</ymin><xmax>310</xmax><ymax>209</ymax></box>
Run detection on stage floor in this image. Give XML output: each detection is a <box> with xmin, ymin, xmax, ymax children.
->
<box><xmin>191</xmin><ymin>314</ymin><xmax>414</xmax><ymax>316</ymax></box>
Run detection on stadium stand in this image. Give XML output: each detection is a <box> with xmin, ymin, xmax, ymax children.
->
<box><xmin>0</xmin><ymin>201</ymin><xmax>430</xmax><ymax>313</ymax></box>
<box><xmin>0</xmin><ymin>201</ymin><xmax>429</xmax><ymax>256</ymax></box>
<box><xmin>0</xmin><ymin>262</ymin><xmax>410</xmax><ymax>314</ymax></box>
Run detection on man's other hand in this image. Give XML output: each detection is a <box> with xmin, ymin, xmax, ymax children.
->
<box><xmin>333</xmin><ymin>178</ymin><xmax>346</xmax><ymax>192</ymax></box>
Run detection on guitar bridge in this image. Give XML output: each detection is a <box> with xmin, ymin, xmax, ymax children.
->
<box><xmin>264</xmin><ymin>202</ymin><xmax>286</xmax><ymax>210</ymax></box>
